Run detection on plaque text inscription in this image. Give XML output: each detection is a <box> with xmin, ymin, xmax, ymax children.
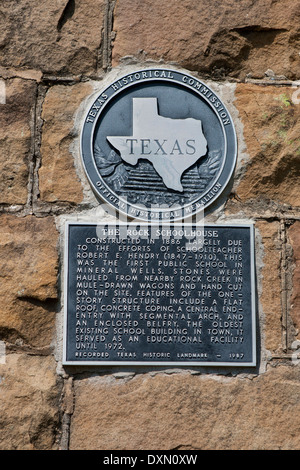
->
<box><xmin>63</xmin><ymin>223</ymin><xmax>256</xmax><ymax>366</ymax></box>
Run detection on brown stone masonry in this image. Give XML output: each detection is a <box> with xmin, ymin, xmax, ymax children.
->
<box><xmin>0</xmin><ymin>0</ymin><xmax>299</xmax><ymax>450</ymax></box>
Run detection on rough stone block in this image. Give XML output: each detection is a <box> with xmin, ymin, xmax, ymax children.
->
<box><xmin>0</xmin><ymin>215</ymin><xmax>58</xmax><ymax>348</ymax></box>
<box><xmin>0</xmin><ymin>78</ymin><xmax>36</xmax><ymax>205</ymax></box>
<box><xmin>288</xmin><ymin>221</ymin><xmax>300</xmax><ymax>337</ymax></box>
<box><xmin>256</xmin><ymin>221</ymin><xmax>283</xmax><ymax>353</ymax></box>
<box><xmin>112</xmin><ymin>0</ymin><xmax>300</xmax><ymax>80</ymax></box>
<box><xmin>0</xmin><ymin>0</ymin><xmax>105</xmax><ymax>76</ymax></box>
<box><xmin>229</xmin><ymin>84</ymin><xmax>300</xmax><ymax>211</ymax></box>
<box><xmin>69</xmin><ymin>365</ymin><xmax>300</xmax><ymax>450</ymax></box>
<box><xmin>0</xmin><ymin>354</ymin><xmax>60</xmax><ymax>450</ymax></box>
<box><xmin>39</xmin><ymin>82</ymin><xmax>93</xmax><ymax>204</ymax></box>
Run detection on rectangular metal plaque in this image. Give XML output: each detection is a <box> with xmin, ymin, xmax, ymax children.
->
<box><xmin>63</xmin><ymin>223</ymin><xmax>256</xmax><ymax>366</ymax></box>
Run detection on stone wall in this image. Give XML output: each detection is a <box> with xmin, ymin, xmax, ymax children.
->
<box><xmin>0</xmin><ymin>0</ymin><xmax>300</xmax><ymax>450</ymax></box>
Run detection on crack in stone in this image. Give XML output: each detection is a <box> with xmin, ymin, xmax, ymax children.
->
<box><xmin>57</xmin><ymin>0</ymin><xmax>76</xmax><ymax>33</ymax></box>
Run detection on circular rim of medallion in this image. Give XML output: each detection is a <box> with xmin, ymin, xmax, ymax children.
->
<box><xmin>80</xmin><ymin>68</ymin><xmax>237</xmax><ymax>221</ymax></box>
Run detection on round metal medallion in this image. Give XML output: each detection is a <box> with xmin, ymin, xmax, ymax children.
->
<box><xmin>80</xmin><ymin>68</ymin><xmax>237</xmax><ymax>221</ymax></box>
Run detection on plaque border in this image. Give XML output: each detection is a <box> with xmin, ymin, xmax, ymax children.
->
<box><xmin>62</xmin><ymin>222</ymin><xmax>256</xmax><ymax>367</ymax></box>
<box><xmin>80</xmin><ymin>68</ymin><xmax>238</xmax><ymax>222</ymax></box>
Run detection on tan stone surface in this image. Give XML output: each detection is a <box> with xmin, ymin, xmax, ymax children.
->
<box><xmin>229</xmin><ymin>84</ymin><xmax>300</xmax><ymax>209</ymax></box>
<box><xmin>0</xmin><ymin>354</ymin><xmax>60</xmax><ymax>450</ymax></box>
<box><xmin>0</xmin><ymin>67</ymin><xmax>43</xmax><ymax>82</ymax></box>
<box><xmin>0</xmin><ymin>0</ymin><xmax>105</xmax><ymax>75</ymax></box>
<box><xmin>0</xmin><ymin>215</ymin><xmax>58</xmax><ymax>348</ymax></box>
<box><xmin>256</xmin><ymin>221</ymin><xmax>282</xmax><ymax>353</ymax></box>
<box><xmin>39</xmin><ymin>82</ymin><xmax>93</xmax><ymax>203</ymax></box>
<box><xmin>0</xmin><ymin>78</ymin><xmax>36</xmax><ymax>205</ymax></box>
<box><xmin>112</xmin><ymin>0</ymin><xmax>300</xmax><ymax>80</ymax></box>
<box><xmin>70</xmin><ymin>365</ymin><xmax>300</xmax><ymax>450</ymax></box>
<box><xmin>288</xmin><ymin>222</ymin><xmax>300</xmax><ymax>336</ymax></box>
